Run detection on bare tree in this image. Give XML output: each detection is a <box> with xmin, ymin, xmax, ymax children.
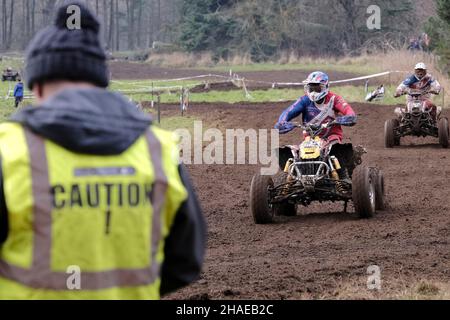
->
<box><xmin>115</xmin><ymin>0</ymin><xmax>119</xmax><ymax>51</ymax></box>
<box><xmin>31</xmin><ymin>0</ymin><xmax>36</xmax><ymax>35</ymax></box>
<box><xmin>126</xmin><ymin>0</ymin><xmax>135</xmax><ymax>50</ymax></box>
<box><xmin>0</xmin><ymin>0</ymin><xmax>182</xmax><ymax>52</ymax></box>
<box><xmin>7</xmin><ymin>0</ymin><xmax>13</xmax><ymax>49</ymax></box>
<box><xmin>108</xmin><ymin>0</ymin><xmax>114</xmax><ymax>50</ymax></box>
<box><xmin>2</xmin><ymin>0</ymin><xmax>6</xmax><ymax>48</ymax></box>
<box><xmin>148</xmin><ymin>0</ymin><xmax>154</xmax><ymax>46</ymax></box>
<box><xmin>137</xmin><ymin>0</ymin><xmax>143</xmax><ymax>48</ymax></box>
<box><xmin>156</xmin><ymin>0</ymin><xmax>161</xmax><ymax>41</ymax></box>
<box><xmin>42</xmin><ymin>0</ymin><xmax>57</xmax><ymax>28</ymax></box>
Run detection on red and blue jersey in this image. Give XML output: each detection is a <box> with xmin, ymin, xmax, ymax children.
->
<box><xmin>396</xmin><ymin>74</ymin><xmax>441</xmax><ymax>100</ymax></box>
<box><xmin>278</xmin><ymin>92</ymin><xmax>356</xmax><ymax>142</ymax></box>
<box><xmin>400</xmin><ymin>74</ymin><xmax>437</xmax><ymax>90</ymax></box>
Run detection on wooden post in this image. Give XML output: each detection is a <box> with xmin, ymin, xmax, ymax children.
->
<box><xmin>181</xmin><ymin>87</ymin><xmax>184</xmax><ymax>117</ymax></box>
<box><xmin>157</xmin><ymin>94</ymin><xmax>161</xmax><ymax>124</ymax></box>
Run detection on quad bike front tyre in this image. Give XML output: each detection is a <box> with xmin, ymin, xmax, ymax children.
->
<box><xmin>373</xmin><ymin>169</ymin><xmax>386</xmax><ymax>211</ymax></box>
<box><xmin>438</xmin><ymin>118</ymin><xmax>449</xmax><ymax>148</ymax></box>
<box><xmin>272</xmin><ymin>172</ymin><xmax>297</xmax><ymax>217</ymax></box>
<box><xmin>250</xmin><ymin>174</ymin><xmax>274</xmax><ymax>224</ymax></box>
<box><xmin>352</xmin><ymin>166</ymin><xmax>376</xmax><ymax>218</ymax></box>
<box><xmin>384</xmin><ymin>119</ymin><xmax>399</xmax><ymax>148</ymax></box>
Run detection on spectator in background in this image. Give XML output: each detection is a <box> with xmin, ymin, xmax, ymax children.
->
<box><xmin>419</xmin><ymin>33</ymin><xmax>430</xmax><ymax>52</ymax></box>
<box><xmin>13</xmin><ymin>79</ymin><xmax>24</xmax><ymax>108</ymax></box>
<box><xmin>408</xmin><ymin>38</ymin><xmax>422</xmax><ymax>51</ymax></box>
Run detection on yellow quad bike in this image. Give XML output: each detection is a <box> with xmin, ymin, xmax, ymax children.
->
<box><xmin>250</xmin><ymin>123</ymin><xmax>385</xmax><ymax>224</ymax></box>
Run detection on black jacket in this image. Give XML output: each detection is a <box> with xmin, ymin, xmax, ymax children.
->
<box><xmin>0</xmin><ymin>87</ymin><xmax>206</xmax><ymax>296</ymax></box>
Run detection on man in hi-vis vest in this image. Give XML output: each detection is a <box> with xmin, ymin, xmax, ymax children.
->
<box><xmin>0</xmin><ymin>1</ymin><xmax>206</xmax><ymax>300</ymax></box>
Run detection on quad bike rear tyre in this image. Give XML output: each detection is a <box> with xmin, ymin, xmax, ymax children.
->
<box><xmin>352</xmin><ymin>166</ymin><xmax>376</xmax><ymax>218</ymax></box>
<box><xmin>384</xmin><ymin>119</ymin><xmax>399</xmax><ymax>148</ymax></box>
<box><xmin>438</xmin><ymin>118</ymin><xmax>449</xmax><ymax>148</ymax></box>
<box><xmin>272</xmin><ymin>172</ymin><xmax>297</xmax><ymax>217</ymax></box>
<box><xmin>250</xmin><ymin>174</ymin><xmax>274</xmax><ymax>224</ymax></box>
<box><xmin>373</xmin><ymin>169</ymin><xmax>386</xmax><ymax>211</ymax></box>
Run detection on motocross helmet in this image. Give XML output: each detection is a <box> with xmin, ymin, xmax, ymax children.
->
<box><xmin>414</xmin><ymin>62</ymin><xmax>427</xmax><ymax>80</ymax></box>
<box><xmin>304</xmin><ymin>71</ymin><xmax>329</xmax><ymax>102</ymax></box>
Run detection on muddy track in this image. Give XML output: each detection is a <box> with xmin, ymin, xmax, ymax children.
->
<box><xmin>109</xmin><ymin>62</ymin><xmax>367</xmax><ymax>88</ymax></box>
<box><xmin>160</xmin><ymin>102</ymin><xmax>450</xmax><ymax>300</ymax></box>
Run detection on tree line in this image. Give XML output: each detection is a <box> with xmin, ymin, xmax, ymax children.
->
<box><xmin>0</xmin><ymin>0</ymin><xmax>447</xmax><ymax>74</ymax></box>
<box><xmin>426</xmin><ymin>0</ymin><xmax>450</xmax><ymax>74</ymax></box>
<box><xmin>0</xmin><ymin>0</ymin><xmax>179</xmax><ymax>52</ymax></box>
<box><xmin>177</xmin><ymin>0</ymin><xmax>425</xmax><ymax>61</ymax></box>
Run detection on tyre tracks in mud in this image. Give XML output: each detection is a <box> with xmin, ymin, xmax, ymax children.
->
<box><xmin>161</xmin><ymin>102</ymin><xmax>450</xmax><ymax>299</ymax></box>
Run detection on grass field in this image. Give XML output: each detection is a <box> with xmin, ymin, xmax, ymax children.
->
<box><xmin>152</xmin><ymin>114</ymin><xmax>198</xmax><ymax>132</ymax></box>
<box><xmin>146</xmin><ymin>52</ymin><xmax>382</xmax><ymax>75</ymax></box>
<box><xmin>0</xmin><ymin>81</ymin><xmax>432</xmax><ymax>124</ymax></box>
<box><xmin>0</xmin><ymin>51</ymin><xmax>447</xmax><ymax>119</ymax></box>
<box><xmin>196</xmin><ymin>62</ymin><xmax>380</xmax><ymax>75</ymax></box>
<box><xmin>110</xmin><ymin>82</ymin><xmax>404</xmax><ymax>106</ymax></box>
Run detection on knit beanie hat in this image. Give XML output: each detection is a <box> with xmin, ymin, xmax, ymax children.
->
<box><xmin>25</xmin><ymin>0</ymin><xmax>109</xmax><ymax>90</ymax></box>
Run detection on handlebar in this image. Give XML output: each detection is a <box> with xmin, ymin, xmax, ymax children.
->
<box><xmin>291</xmin><ymin>121</ymin><xmax>337</xmax><ymax>136</ymax></box>
<box><xmin>395</xmin><ymin>90</ymin><xmax>432</xmax><ymax>98</ymax></box>
<box><xmin>408</xmin><ymin>90</ymin><xmax>429</xmax><ymax>96</ymax></box>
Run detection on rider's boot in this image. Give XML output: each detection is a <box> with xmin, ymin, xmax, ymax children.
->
<box><xmin>425</xmin><ymin>101</ymin><xmax>438</xmax><ymax>123</ymax></box>
<box><xmin>336</xmin><ymin>168</ymin><xmax>351</xmax><ymax>194</ymax></box>
<box><xmin>337</xmin><ymin>168</ymin><xmax>351</xmax><ymax>183</ymax></box>
<box><xmin>431</xmin><ymin>107</ymin><xmax>437</xmax><ymax>123</ymax></box>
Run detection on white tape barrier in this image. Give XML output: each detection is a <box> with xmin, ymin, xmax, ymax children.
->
<box><xmin>111</xmin><ymin>74</ymin><xmax>230</xmax><ymax>86</ymax></box>
<box><xmin>330</xmin><ymin>71</ymin><xmax>407</xmax><ymax>84</ymax></box>
<box><xmin>3</xmin><ymin>70</ymin><xmax>410</xmax><ymax>101</ymax></box>
<box><xmin>241</xmin><ymin>70</ymin><xmax>409</xmax><ymax>87</ymax></box>
<box><xmin>112</xmin><ymin>69</ymin><xmax>407</xmax><ymax>92</ymax></box>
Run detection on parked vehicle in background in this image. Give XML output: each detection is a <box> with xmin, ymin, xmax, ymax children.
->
<box><xmin>2</xmin><ymin>67</ymin><xmax>20</xmax><ymax>82</ymax></box>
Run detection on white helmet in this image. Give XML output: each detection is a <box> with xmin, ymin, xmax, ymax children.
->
<box><xmin>414</xmin><ymin>62</ymin><xmax>427</xmax><ymax>80</ymax></box>
<box><xmin>414</xmin><ymin>62</ymin><xmax>427</xmax><ymax>70</ymax></box>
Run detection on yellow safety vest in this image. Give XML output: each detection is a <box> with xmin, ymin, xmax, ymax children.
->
<box><xmin>0</xmin><ymin>123</ymin><xmax>187</xmax><ymax>299</ymax></box>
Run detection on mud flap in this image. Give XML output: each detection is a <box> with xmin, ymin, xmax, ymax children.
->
<box><xmin>277</xmin><ymin>147</ymin><xmax>294</xmax><ymax>171</ymax></box>
<box><xmin>329</xmin><ymin>143</ymin><xmax>356</xmax><ymax>176</ymax></box>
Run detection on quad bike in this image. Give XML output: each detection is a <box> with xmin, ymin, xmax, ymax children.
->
<box><xmin>250</xmin><ymin>123</ymin><xmax>386</xmax><ymax>224</ymax></box>
<box><xmin>1</xmin><ymin>68</ymin><xmax>19</xmax><ymax>81</ymax></box>
<box><xmin>385</xmin><ymin>90</ymin><xmax>448</xmax><ymax>148</ymax></box>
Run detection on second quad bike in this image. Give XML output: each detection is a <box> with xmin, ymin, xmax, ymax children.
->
<box><xmin>1</xmin><ymin>67</ymin><xmax>19</xmax><ymax>82</ymax></box>
<box><xmin>385</xmin><ymin>90</ymin><xmax>449</xmax><ymax>148</ymax></box>
<box><xmin>250</xmin><ymin>123</ymin><xmax>386</xmax><ymax>224</ymax></box>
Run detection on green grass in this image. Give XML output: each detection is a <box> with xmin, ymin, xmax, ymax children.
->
<box><xmin>110</xmin><ymin>79</ymin><xmax>201</xmax><ymax>91</ymax></box>
<box><xmin>333</xmin><ymin>85</ymin><xmax>399</xmax><ymax>105</ymax></box>
<box><xmin>151</xmin><ymin>113</ymin><xmax>198</xmax><ymax>132</ymax></box>
<box><xmin>0</xmin><ymin>77</ymin><xmax>32</xmax><ymax>123</ymax></box>
<box><xmin>194</xmin><ymin>62</ymin><xmax>380</xmax><ymax>75</ymax></box>
<box><xmin>0</xmin><ymin>55</ymin><xmax>33</xmax><ymax>117</ymax></box>
<box><xmin>0</xmin><ymin>103</ymin><xmax>16</xmax><ymax>122</ymax></box>
<box><xmin>114</xmin><ymin>79</ymin><xmax>402</xmax><ymax>105</ymax></box>
<box><xmin>0</xmin><ymin>57</ymin><xmax>402</xmax><ymax>123</ymax></box>
<box><xmin>0</xmin><ymin>55</ymin><xmax>24</xmax><ymax>73</ymax></box>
